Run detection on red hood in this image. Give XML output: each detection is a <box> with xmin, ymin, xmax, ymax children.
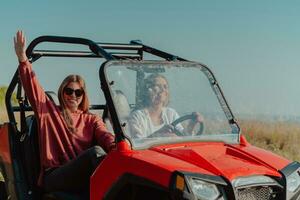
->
<box><xmin>148</xmin><ymin>142</ymin><xmax>290</xmax><ymax>181</ymax></box>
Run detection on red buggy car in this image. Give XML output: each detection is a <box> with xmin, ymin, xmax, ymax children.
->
<box><xmin>0</xmin><ymin>36</ymin><xmax>300</xmax><ymax>200</ymax></box>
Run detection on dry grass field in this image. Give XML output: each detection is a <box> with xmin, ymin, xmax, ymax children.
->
<box><xmin>0</xmin><ymin>108</ymin><xmax>7</xmax><ymax>124</ymax></box>
<box><xmin>239</xmin><ymin>119</ymin><xmax>300</xmax><ymax>162</ymax></box>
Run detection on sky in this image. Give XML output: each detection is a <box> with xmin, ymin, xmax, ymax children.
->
<box><xmin>1</xmin><ymin>0</ymin><xmax>300</xmax><ymax>118</ymax></box>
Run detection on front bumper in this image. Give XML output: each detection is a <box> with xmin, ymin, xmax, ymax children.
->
<box><xmin>169</xmin><ymin>162</ymin><xmax>300</xmax><ymax>200</ymax></box>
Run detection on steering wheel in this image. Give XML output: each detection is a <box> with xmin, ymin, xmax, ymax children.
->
<box><xmin>171</xmin><ymin>113</ymin><xmax>204</xmax><ymax>136</ymax></box>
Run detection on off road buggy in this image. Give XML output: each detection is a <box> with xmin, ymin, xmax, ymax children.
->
<box><xmin>0</xmin><ymin>36</ymin><xmax>300</xmax><ymax>200</ymax></box>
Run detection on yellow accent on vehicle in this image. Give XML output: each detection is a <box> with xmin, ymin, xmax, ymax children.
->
<box><xmin>176</xmin><ymin>175</ymin><xmax>185</xmax><ymax>191</ymax></box>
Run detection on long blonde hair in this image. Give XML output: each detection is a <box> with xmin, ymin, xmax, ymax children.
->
<box><xmin>58</xmin><ymin>74</ymin><xmax>89</xmax><ymax>132</ymax></box>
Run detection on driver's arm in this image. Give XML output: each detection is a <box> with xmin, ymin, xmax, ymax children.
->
<box><xmin>185</xmin><ymin>112</ymin><xmax>204</xmax><ymax>134</ymax></box>
<box><xmin>172</xmin><ymin>111</ymin><xmax>184</xmax><ymax>132</ymax></box>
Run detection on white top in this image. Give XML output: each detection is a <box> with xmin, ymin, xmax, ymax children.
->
<box><xmin>129</xmin><ymin>107</ymin><xmax>183</xmax><ymax>138</ymax></box>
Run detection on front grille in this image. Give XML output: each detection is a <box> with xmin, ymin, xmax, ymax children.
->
<box><xmin>236</xmin><ymin>186</ymin><xmax>280</xmax><ymax>200</ymax></box>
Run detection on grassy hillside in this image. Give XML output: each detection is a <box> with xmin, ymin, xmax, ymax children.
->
<box><xmin>240</xmin><ymin>119</ymin><xmax>300</xmax><ymax>162</ymax></box>
<box><xmin>0</xmin><ymin>87</ymin><xmax>7</xmax><ymax>123</ymax></box>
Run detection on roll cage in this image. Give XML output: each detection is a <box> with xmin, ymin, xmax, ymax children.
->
<box><xmin>5</xmin><ymin>36</ymin><xmax>239</xmax><ymax>145</ymax></box>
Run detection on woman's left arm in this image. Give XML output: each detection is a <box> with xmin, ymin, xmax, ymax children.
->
<box><xmin>94</xmin><ymin>116</ymin><xmax>115</xmax><ymax>153</ymax></box>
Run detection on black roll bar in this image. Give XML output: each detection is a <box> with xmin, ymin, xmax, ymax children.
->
<box><xmin>26</xmin><ymin>36</ymin><xmax>115</xmax><ymax>61</ymax></box>
<box><xmin>130</xmin><ymin>40</ymin><xmax>187</xmax><ymax>61</ymax></box>
<box><xmin>31</xmin><ymin>50</ymin><xmax>141</xmax><ymax>60</ymax></box>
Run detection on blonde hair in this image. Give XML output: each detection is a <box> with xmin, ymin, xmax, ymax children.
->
<box><xmin>58</xmin><ymin>74</ymin><xmax>89</xmax><ymax>132</ymax></box>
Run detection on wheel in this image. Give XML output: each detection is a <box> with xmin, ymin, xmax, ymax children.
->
<box><xmin>171</xmin><ymin>113</ymin><xmax>204</xmax><ymax>136</ymax></box>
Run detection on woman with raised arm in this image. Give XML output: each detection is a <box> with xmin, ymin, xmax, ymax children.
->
<box><xmin>14</xmin><ymin>30</ymin><xmax>115</xmax><ymax>197</ymax></box>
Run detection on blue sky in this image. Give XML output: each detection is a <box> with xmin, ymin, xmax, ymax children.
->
<box><xmin>1</xmin><ymin>1</ymin><xmax>300</xmax><ymax>117</ymax></box>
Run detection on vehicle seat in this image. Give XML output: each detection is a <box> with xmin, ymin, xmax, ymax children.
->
<box><xmin>112</xmin><ymin>90</ymin><xmax>130</xmax><ymax>120</ymax></box>
<box><xmin>106</xmin><ymin>90</ymin><xmax>131</xmax><ymax>136</ymax></box>
<box><xmin>21</xmin><ymin>91</ymin><xmax>84</xmax><ymax>200</ymax></box>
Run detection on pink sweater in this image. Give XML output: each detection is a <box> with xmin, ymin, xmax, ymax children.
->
<box><xmin>19</xmin><ymin>60</ymin><xmax>115</xmax><ymax>182</ymax></box>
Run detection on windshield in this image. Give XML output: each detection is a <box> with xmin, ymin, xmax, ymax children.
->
<box><xmin>105</xmin><ymin>61</ymin><xmax>239</xmax><ymax>149</ymax></box>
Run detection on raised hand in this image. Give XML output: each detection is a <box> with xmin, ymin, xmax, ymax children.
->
<box><xmin>14</xmin><ymin>30</ymin><xmax>28</xmax><ymax>62</ymax></box>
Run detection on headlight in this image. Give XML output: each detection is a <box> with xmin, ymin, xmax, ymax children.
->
<box><xmin>281</xmin><ymin>162</ymin><xmax>300</xmax><ymax>199</ymax></box>
<box><xmin>286</xmin><ymin>169</ymin><xmax>300</xmax><ymax>194</ymax></box>
<box><xmin>232</xmin><ymin>175</ymin><xmax>278</xmax><ymax>188</ymax></box>
<box><xmin>186</xmin><ymin>177</ymin><xmax>221</xmax><ymax>200</ymax></box>
<box><xmin>171</xmin><ymin>172</ymin><xmax>227</xmax><ymax>200</ymax></box>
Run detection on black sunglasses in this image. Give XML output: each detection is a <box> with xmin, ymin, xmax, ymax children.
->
<box><xmin>64</xmin><ymin>87</ymin><xmax>84</xmax><ymax>97</ymax></box>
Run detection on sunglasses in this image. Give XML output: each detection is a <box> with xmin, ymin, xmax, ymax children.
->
<box><xmin>148</xmin><ymin>83</ymin><xmax>169</xmax><ymax>91</ymax></box>
<box><xmin>64</xmin><ymin>87</ymin><xmax>84</xmax><ymax>97</ymax></box>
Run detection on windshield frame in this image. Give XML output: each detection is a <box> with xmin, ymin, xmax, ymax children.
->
<box><xmin>100</xmin><ymin>60</ymin><xmax>240</xmax><ymax>148</ymax></box>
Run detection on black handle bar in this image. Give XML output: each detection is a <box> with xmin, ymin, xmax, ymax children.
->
<box><xmin>26</xmin><ymin>36</ymin><xmax>114</xmax><ymax>60</ymax></box>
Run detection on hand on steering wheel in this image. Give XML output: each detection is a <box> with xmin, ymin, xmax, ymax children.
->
<box><xmin>171</xmin><ymin>112</ymin><xmax>204</xmax><ymax>136</ymax></box>
<box><xmin>149</xmin><ymin>124</ymin><xmax>178</xmax><ymax>138</ymax></box>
